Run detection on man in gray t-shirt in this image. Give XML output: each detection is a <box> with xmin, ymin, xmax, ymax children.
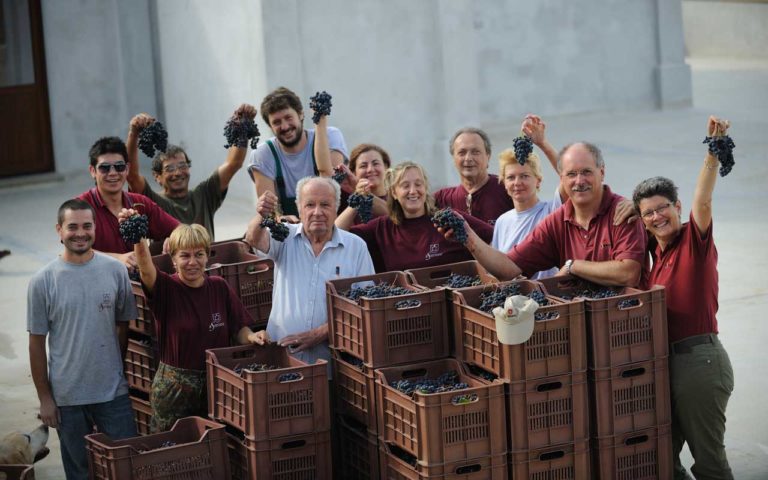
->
<box><xmin>27</xmin><ymin>199</ymin><xmax>138</xmax><ymax>480</ymax></box>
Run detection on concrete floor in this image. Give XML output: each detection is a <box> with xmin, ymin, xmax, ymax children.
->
<box><xmin>1</xmin><ymin>57</ymin><xmax>766</xmax><ymax>478</ymax></box>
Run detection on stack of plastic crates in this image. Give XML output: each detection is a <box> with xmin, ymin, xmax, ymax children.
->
<box><xmin>539</xmin><ymin>276</ymin><xmax>672</xmax><ymax>480</ymax></box>
<box><xmin>126</xmin><ymin>280</ymin><xmax>157</xmax><ymax>436</ymax></box>
<box><xmin>452</xmin><ymin>278</ymin><xmax>592</xmax><ymax>478</ymax></box>
<box><xmin>205</xmin><ymin>343</ymin><xmax>331</xmax><ymax>479</ymax></box>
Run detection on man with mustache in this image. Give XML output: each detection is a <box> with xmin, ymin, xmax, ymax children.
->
<box><xmin>456</xmin><ymin>142</ymin><xmax>647</xmax><ymax>287</ymax></box>
<box><xmin>248</xmin><ymin>87</ymin><xmax>348</xmax><ymax>218</ymax></box>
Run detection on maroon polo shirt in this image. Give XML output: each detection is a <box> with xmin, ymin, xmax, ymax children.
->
<box><xmin>649</xmin><ymin>213</ymin><xmax>718</xmax><ymax>343</ymax></box>
<box><xmin>507</xmin><ymin>185</ymin><xmax>647</xmax><ymax>285</ymax></box>
<box><xmin>77</xmin><ymin>188</ymin><xmax>180</xmax><ymax>254</ymax></box>
<box><xmin>350</xmin><ymin>213</ymin><xmax>494</xmax><ymax>273</ymax></box>
<box><xmin>147</xmin><ymin>271</ymin><xmax>252</xmax><ymax>371</ymax></box>
<box><xmin>434</xmin><ymin>174</ymin><xmax>513</xmax><ymax>225</ymax></box>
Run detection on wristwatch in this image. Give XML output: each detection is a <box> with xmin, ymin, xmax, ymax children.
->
<box><xmin>564</xmin><ymin>259</ymin><xmax>574</xmax><ymax>275</ymax></box>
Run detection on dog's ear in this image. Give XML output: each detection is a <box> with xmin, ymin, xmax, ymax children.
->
<box><xmin>0</xmin><ymin>432</ymin><xmax>34</xmax><ymax>464</ymax></box>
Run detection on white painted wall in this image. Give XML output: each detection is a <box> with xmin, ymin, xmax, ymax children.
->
<box><xmin>683</xmin><ymin>0</ymin><xmax>768</xmax><ymax>58</ymax></box>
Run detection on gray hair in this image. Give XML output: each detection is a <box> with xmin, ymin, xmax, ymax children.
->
<box><xmin>449</xmin><ymin>127</ymin><xmax>492</xmax><ymax>156</ymax></box>
<box><xmin>557</xmin><ymin>142</ymin><xmax>605</xmax><ymax>172</ymax></box>
<box><xmin>295</xmin><ymin>176</ymin><xmax>341</xmax><ymax>210</ymax></box>
<box><xmin>632</xmin><ymin>176</ymin><xmax>679</xmax><ymax>212</ymax></box>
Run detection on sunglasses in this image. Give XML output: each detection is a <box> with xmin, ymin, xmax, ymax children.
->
<box><xmin>96</xmin><ymin>162</ymin><xmax>128</xmax><ymax>174</ymax></box>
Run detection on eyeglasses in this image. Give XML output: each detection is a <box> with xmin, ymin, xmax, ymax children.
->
<box><xmin>96</xmin><ymin>162</ymin><xmax>128</xmax><ymax>173</ymax></box>
<box><xmin>641</xmin><ymin>202</ymin><xmax>672</xmax><ymax>220</ymax></box>
<box><xmin>162</xmin><ymin>162</ymin><xmax>190</xmax><ymax>174</ymax></box>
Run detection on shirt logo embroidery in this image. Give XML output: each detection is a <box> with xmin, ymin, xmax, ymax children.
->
<box><xmin>209</xmin><ymin>312</ymin><xmax>224</xmax><ymax>332</ymax></box>
<box><xmin>98</xmin><ymin>293</ymin><xmax>113</xmax><ymax>312</ymax></box>
<box><xmin>425</xmin><ymin>243</ymin><xmax>444</xmax><ymax>261</ymax></box>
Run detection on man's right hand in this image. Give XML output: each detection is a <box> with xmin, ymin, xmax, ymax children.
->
<box><xmin>256</xmin><ymin>191</ymin><xmax>279</xmax><ymax>219</ymax></box>
<box><xmin>39</xmin><ymin>395</ymin><xmax>59</xmax><ymax>428</ymax></box>
<box><xmin>522</xmin><ymin>114</ymin><xmax>547</xmax><ymax>146</ymax></box>
<box><xmin>129</xmin><ymin>113</ymin><xmax>155</xmax><ymax>135</ymax></box>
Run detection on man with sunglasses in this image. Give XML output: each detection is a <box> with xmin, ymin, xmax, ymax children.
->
<box><xmin>125</xmin><ymin>105</ymin><xmax>256</xmax><ymax>240</ymax></box>
<box><xmin>76</xmin><ymin>137</ymin><xmax>179</xmax><ymax>272</ymax></box>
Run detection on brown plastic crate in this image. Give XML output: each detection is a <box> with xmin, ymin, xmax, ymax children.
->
<box><xmin>206</xmin><ymin>343</ymin><xmax>329</xmax><ymax>440</ymax></box>
<box><xmin>124</xmin><ymin>338</ymin><xmax>156</xmax><ymax>394</ymax></box>
<box><xmin>452</xmin><ymin>280</ymin><xmax>587</xmax><ymax>381</ymax></box>
<box><xmin>538</xmin><ymin>278</ymin><xmax>668</xmax><ymax>369</ymax></box>
<box><xmin>86</xmin><ymin>416</ymin><xmax>229</xmax><ymax>480</ymax></box>
<box><xmin>228</xmin><ymin>430</ymin><xmax>332</xmax><ymax>480</ymax></box>
<box><xmin>0</xmin><ymin>465</ymin><xmax>35</xmax><ymax>480</ymax></box>
<box><xmin>338</xmin><ymin>415</ymin><xmax>379</xmax><ymax>480</ymax></box>
<box><xmin>130</xmin><ymin>392</ymin><xmax>153</xmax><ymax>436</ymax></box>
<box><xmin>327</xmin><ymin>271</ymin><xmax>449</xmax><ymax>368</ymax></box>
<box><xmin>589</xmin><ymin>358</ymin><xmax>671</xmax><ymax>438</ymax></box>
<box><xmin>375</xmin><ymin>358</ymin><xmax>507</xmax><ymax>465</ymax></box>
<box><xmin>379</xmin><ymin>443</ymin><xmax>507</xmax><ymax>479</ymax></box>
<box><xmin>509</xmin><ymin>439</ymin><xmax>591</xmax><ymax>479</ymax></box>
<box><xmin>591</xmin><ymin>424</ymin><xmax>673</xmax><ymax>480</ymax></box>
<box><xmin>332</xmin><ymin>348</ymin><xmax>378</xmax><ymax>432</ymax></box>
<box><xmin>507</xmin><ymin>371</ymin><xmax>590</xmax><ymax>452</ymax></box>
<box><xmin>404</xmin><ymin>260</ymin><xmax>498</xmax><ymax>290</ymax></box>
<box><xmin>129</xmin><ymin>281</ymin><xmax>154</xmax><ymax>337</ymax></box>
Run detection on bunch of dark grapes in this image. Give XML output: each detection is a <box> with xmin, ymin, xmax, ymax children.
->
<box><xmin>309</xmin><ymin>91</ymin><xmax>332</xmax><ymax>124</ymax></box>
<box><xmin>348</xmin><ymin>192</ymin><xmax>373</xmax><ymax>223</ymax></box>
<box><xmin>119</xmin><ymin>214</ymin><xmax>149</xmax><ymax>244</ymax></box>
<box><xmin>618</xmin><ymin>298</ymin><xmax>640</xmax><ymax>309</ymax></box>
<box><xmin>703</xmin><ymin>135</ymin><xmax>735</xmax><ymax>177</ymax></box>
<box><xmin>535</xmin><ymin>311</ymin><xmax>559</xmax><ymax>321</ymax></box>
<box><xmin>340</xmin><ymin>351</ymin><xmax>365</xmax><ymax>370</ymax></box>
<box><xmin>512</xmin><ymin>135</ymin><xmax>534</xmax><ymax>165</ymax></box>
<box><xmin>467</xmin><ymin>364</ymin><xmax>498</xmax><ymax>382</ymax></box>
<box><xmin>138</xmin><ymin>121</ymin><xmax>168</xmax><ymax>158</ymax></box>
<box><xmin>444</xmin><ymin>274</ymin><xmax>482</xmax><ymax>289</ymax></box>
<box><xmin>556</xmin><ymin>281</ymin><xmax>620</xmax><ymax>300</ymax></box>
<box><xmin>394</xmin><ymin>299</ymin><xmax>421</xmax><ymax>309</ymax></box>
<box><xmin>432</xmin><ymin>208</ymin><xmax>467</xmax><ymax>244</ymax></box>
<box><xmin>260</xmin><ymin>216</ymin><xmax>289</xmax><ymax>242</ymax></box>
<box><xmin>234</xmin><ymin>363</ymin><xmax>277</xmax><ymax>376</ymax></box>
<box><xmin>341</xmin><ymin>282</ymin><xmax>412</xmax><ymax>304</ymax></box>
<box><xmin>223</xmin><ymin>114</ymin><xmax>260</xmax><ymax>149</ymax></box>
<box><xmin>528</xmin><ymin>290</ymin><xmax>549</xmax><ymax>307</ymax></box>
<box><xmin>278</xmin><ymin>372</ymin><xmax>302</xmax><ymax>382</ymax></box>
<box><xmin>390</xmin><ymin>370</ymin><xmax>470</xmax><ymax>397</ymax></box>
<box><xmin>331</xmin><ymin>167</ymin><xmax>347</xmax><ymax>184</ymax></box>
<box><xmin>478</xmin><ymin>283</ymin><xmax>521</xmax><ymax>313</ymax></box>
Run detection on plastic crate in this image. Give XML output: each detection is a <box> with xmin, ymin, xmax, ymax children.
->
<box><xmin>452</xmin><ymin>280</ymin><xmax>587</xmax><ymax>381</ymax></box>
<box><xmin>206</xmin><ymin>344</ymin><xmax>329</xmax><ymax>440</ymax></box>
<box><xmin>592</xmin><ymin>424</ymin><xmax>673</xmax><ymax>480</ymax></box>
<box><xmin>507</xmin><ymin>371</ymin><xmax>590</xmax><ymax>451</ymax></box>
<box><xmin>332</xmin><ymin>348</ymin><xmax>378</xmax><ymax>431</ymax></box>
<box><xmin>124</xmin><ymin>338</ymin><xmax>157</xmax><ymax>394</ymax></box>
<box><xmin>327</xmin><ymin>271</ymin><xmax>449</xmax><ymax>368</ymax></box>
<box><xmin>379</xmin><ymin>443</ymin><xmax>507</xmax><ymax>479</ymax></box>
<box><xmin>129</xmin><ymin>281</ymin><xmax>154</xmax><ymax>337</ymax></box>
<box><xmin>589</xmin><ymin>358</ymin><xmax>671</xmax><ymax>438</ymax></box>
<box><xmin>509</xmin><ymin>439</ymin><xmax>591</xmax><ymax>480</ymax></box>
<box><xmin>86</xmin><ymin>416</ymin><xmax>229</xmax><ymax>480</ymax></box>
<box><xmin>404</xmin><ymin>260</ymin><xmax>498</xmax><ymax>290</ymax></box>
<box><xmin>130</xmin><ymin>392</ymin><xmax>153</xmax><ymax>436</ymax></box>
<box><xmin>0</xmin><ymin>465</ymin><xmax>35</xmax><ymax>480</ymax></box>
<box><xmin>374</xmin><ymin>358</ymin><xmax>507</xmax><ymax>465</ymax></box>
<box><xmin>538</xmin><ymin>278</ymin><xmax>668</xmax><ymax>369</ymax></box>
<box><xmin>337</xmin><ymin>415</ymin><xmax>379</xmax><ymax>480</ymax></box>
<box><xmin>228</xmin><ymin>430</ymin><xmax>332</xmax><ymax>480</ymax></box>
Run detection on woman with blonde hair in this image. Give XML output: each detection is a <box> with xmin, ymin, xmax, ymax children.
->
<box><xmin>345</xmin><ymin>161</ymin><xmax>492</xmax><ymax>272</ymax></box>
<box><xmin>121</xmin><ymin>216</ymin><xmax>260</xmax><ymax>432</ymax></box>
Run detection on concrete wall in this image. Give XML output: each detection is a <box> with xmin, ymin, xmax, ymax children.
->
<box><xmin>683</xmin><ymin>0</ymin><xmax>768</xmax><ymax>58</ymax></box>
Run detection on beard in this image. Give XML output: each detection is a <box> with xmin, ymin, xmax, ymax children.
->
<box><xmin>64</xmin><ymin>237</ymin><xmax>93</xmax><ymax>255</ymax></box>
<box><xmin>277</xmin><ymin>128</ymin><xmax>303</xmax><ymax>148</ymax></box>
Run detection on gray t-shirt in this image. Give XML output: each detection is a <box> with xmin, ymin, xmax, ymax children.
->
<box><xmin>27</xmin><ymin>252</ymin><xmax>137</xmax><ymax>406</ymax></box>
<box><xmin>142</xmin><ymin>169</ymin><xmax>226</xmax><ymax>240</ymax></box>
<box><xmin>247</xmin><ymin>127</ymin><xmax>349</xmax><ymax>198</ymax></box>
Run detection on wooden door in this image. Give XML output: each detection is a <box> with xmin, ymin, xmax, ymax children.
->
<box><xmin>0</xmin><ymin>0</ymin><xmax>53</xmax><ymax>177</ymax></box>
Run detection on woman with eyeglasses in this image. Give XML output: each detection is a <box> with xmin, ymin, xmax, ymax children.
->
<box><xmin>344</xmin><ymin>161</ymin><xmax>493</xmax><ymax>272</ymax></box>
<box><xmin>334</xmin><ymin>144</ymin><xmax>392</xmax><ymax>228</ymax></box>
<box><xmin>632</xmin><ymin>116</ymin><xmax>734</xmax><ymax>480</ymax></box>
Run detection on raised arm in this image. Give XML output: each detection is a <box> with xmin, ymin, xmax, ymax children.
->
<box><xmin>244</xmin><ymin>190</ymin><xmax>279</xmax><ymax>253</ymax></box>
<box><xmin>693</xmin><ymin>116</ymin><xmax>730</xmax><ymax>234</ymax></box>
<box><xmin>313</xmin><ymin>114</ymin><xmax>333</xmax><ymax>177</ymax></box>
<box><xmin>126</xmin><ymin>113</ymin><xmax>156</xmax><ymax>193</ymax></box>
<box><xmin>218</xmin><ymin>104</ymin><xmax>257</xmax><ymax>191</ymax></box>
<box><xmin>522</xmin><ymin>114</ymin><xmax>566</xmax><ymax>202</ymax></box>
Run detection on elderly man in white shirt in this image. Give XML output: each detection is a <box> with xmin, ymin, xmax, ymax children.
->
<box><xmin>245</xmin><ymin>176</ymin><xmax>374</xmax><ymax>365</ymax></box>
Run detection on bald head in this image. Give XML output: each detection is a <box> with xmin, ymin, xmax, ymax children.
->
<box><xmin>558</xmin><ymin>142</ymin><xmax>604</xmax><ymax>172</ymax></box>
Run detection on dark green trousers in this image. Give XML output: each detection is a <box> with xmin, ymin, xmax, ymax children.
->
<box><xmin>149</xmin><ymin>362</ymin><xmax>207</xmax><ymax>433</ymax></box>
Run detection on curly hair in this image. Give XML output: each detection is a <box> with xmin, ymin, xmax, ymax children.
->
<box><xmin>632</xmin><ymin>176</ymin><xmax>679</xmax><ymax>212</ymax></box>
<box><xmin>260</xmin><ymin>86</ymin><xmax>303</xmax><ymax>125</ymax></box>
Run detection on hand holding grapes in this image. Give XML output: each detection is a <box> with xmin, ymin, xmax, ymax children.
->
<box><xmin>256</xmin><ymin>191</ymin><xmax>279</xmax><ymax>220</ymax></box>
<box><xmin>129</xmin><ymin>113</ymin><xmax>155</xmax><ymax>136</ymax></box>
<box><xmin>521</xmin><ymin>114</ymin><xmax>547</xmax><ymax>147</ymax></box>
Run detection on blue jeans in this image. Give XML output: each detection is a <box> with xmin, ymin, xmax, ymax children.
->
<box><xmin>57</xmin><ymin>393</ymin><xmax>136</xmax><ymax>480</ymax></box>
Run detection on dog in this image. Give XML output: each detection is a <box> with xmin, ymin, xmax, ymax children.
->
<box><xmin>0</xmin><ymin>424</ymin><xmax>49</xmax><ymax>479</ymax></box>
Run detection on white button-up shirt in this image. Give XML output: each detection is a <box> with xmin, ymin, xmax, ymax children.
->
<box><xmin>260</xmin><ymin>223</ymin><xmax>374</xmax><ymax>366</ymax></box>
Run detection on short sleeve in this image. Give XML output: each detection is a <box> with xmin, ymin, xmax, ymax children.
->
<box><xmin>27</xmin><ymin>273</ymin><xmax>49</xmax><ymax>335</ymax></box>
<box><xmin>327</xmin><ymin>127</ymin><xmax>349</xmax><ymax>160</ymax></box>
<box><xmin>247</xmin><ymin>143</ymin><xmax>277</xmax><ymax>181</ymax></box>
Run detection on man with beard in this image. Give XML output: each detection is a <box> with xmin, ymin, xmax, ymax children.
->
<box><xmin>28</xmin><ymin>199</ymin><xmax>138</xmax><ymax>480</ymax></box>
<box><xmin>125</xmin><ymin>104</ymin><xmax>256</xmax><ymax>240</ymax></box>
<box><xmin>451</xmin><ymin>142</ymin><xmax>648</xmax><ymax>287</ymax></box>
<box><xmin>248</xmin><ymin>87</ymin><xmax>348</xmax><ymax>218</ymax></box>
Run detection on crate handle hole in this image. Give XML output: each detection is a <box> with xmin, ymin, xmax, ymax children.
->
<box><xmin>539</xmin><ymin>450</ymin><xmax>565</xmax><ymax>461</ymax></box>
<box><xmin>620</xmin><ymin>367</ymin><xmax>646</xmax><ymax>378</ymax></box>
<box><xmin>618</xmin><ymin>298</ymin><xmax>642</xmax><ymax>310</ymax></box>
<box><xmin>625</xmin><ymin>434</ymin><xmax>649</xmax><ymax>446</ymax></box>
<box><xmin>277</xmin><ymin>372</ymin><xmax>304</xmax><ymax>383</ymax></box>
<box><xmin>536</xmin><ymin>381</ymin><xmax>563</xmax><ymax>392</ymax></box>
<box><xmin>451</xmin><ymin>393</ymin><xmax>478</xmax><ymax>405</ymax></box>
<box><xmin>395</xmin><ymin>299</ymin><xmax>422</xmax><ymax>310</ymax></box>
<box><xmin>454</xmin><ymin>464</ymin><xmax>482</xmax><ymax>474</ymax></box>
<box><xmin>401</xmin><ymin>368</ymin><xmax>427</xmax><ymax>379</ymax></box>
<box><xmin>428</xmin><ymin>269</ymin><xmax>452</xmax><ymax>280</ymax></box>
<box><xmin>231</xmin><ymin>350</ymin><xmax>256</xmax><ymax>360</ymax></box>
<box><xmin>281</xmin><ymin>439</ymin><xmax>307</xmax><ymax>450</ymax></box>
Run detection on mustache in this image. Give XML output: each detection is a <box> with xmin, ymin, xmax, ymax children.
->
<box><xmin>571</xmin><ymin>185</ymin><xmax>591</xmax><ymax>193</ymax></box>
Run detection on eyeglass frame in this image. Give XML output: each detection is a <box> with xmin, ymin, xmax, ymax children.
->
<box><xmin>95</xmin><ymin>162</ymin><xmax>128</xmax><ymax>174</ymax></box>
<box><xmin>161</xmin><ymin>162</ymin><xmax>191</xmax><ymax>174</ymax></box>
<box><xmin>640</xmin><ymin>202</ymin><xmax>673</xmax><ymax>221</ymax></box>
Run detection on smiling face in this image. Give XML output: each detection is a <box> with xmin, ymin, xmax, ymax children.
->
<box><xmin>355</xmin><ymin>150</ymin><xmax>387</xmax><ymax>191</ymax></box>
<box><xmin>89</xmin><ymin>153</ymin><xmax>128</xmax><ymax>196</ymax></box>
<box><xmin>452</xmin><ymin>132</ymin><xmax>490</xmax><ymax>182</ymax></box>
<box><xmin>503</xmin><ymin>161</ymin><xmax>541</xmax><ymax>208</ymax></box>
<box><xmin>638</xmin><ymin>195</ymin><xmax>682</xmax><ymax>243</ymax></box>
<box><xmin>298</xmin><ymin>179</ymin><xmax>337</xmax><ymax>240</ymax></box>
<box><xmin>393</xmin><ymin>167</ymin><xmax>427</xmax><ymax>218</ymax></box>
<box><xmin>172</xmin><ymin>247</ymin><xmax>208</xmax><ymax>286</ymax></box>
<box><xmin>154</xmin><ymin>152</ymin><xmax>191</xmax><ymax>197</ymax></box>
<box><xmin>56</xmin><ymin>208</ymin><xmax>95</xmax><ymax>256</ymax></box>
<box><xmin>267</xmin><ymin>107</ymin><xmax>304</xmax><ymax>148</ymax></box>
<box><xmin>559</xmin><ymin>143</ymin><xmax>604</xmax><ymax>208</ymax></box>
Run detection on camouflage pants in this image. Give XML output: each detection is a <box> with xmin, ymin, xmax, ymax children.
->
<box><xmin>150</xmin><ymin>362</ymin><xmax>207</xmax><ymax>433</ymax></box>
